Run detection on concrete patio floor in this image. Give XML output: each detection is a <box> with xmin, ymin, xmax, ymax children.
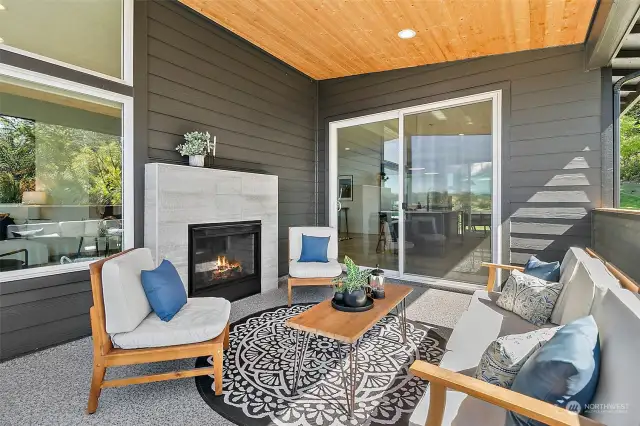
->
<box><xmin>0</xmin><ymin>280</ymin><xmax>471</xmax><ymax>425</ymax></box>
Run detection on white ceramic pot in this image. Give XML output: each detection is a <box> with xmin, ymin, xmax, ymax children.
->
<box><xmin>189</xmin><ymin>155</ymin><xmax>205</xmax><ymax>167</ymax></box>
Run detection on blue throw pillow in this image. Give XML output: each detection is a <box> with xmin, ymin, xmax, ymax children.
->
<box><xmin>524</xmin><ymin>255</ymin><xmax>560</xmax><ymax>282</ymax></box>
<box><xmin>298</xmin><ymin>234</ymin><xmax>330</xmax><ymax>263</ymax></box>
<box><xmin>141</xmin><ymin>259</ymin><xmax>187</xmax><ymax>322</ymax></box>
<box><xmin>507</xmin><ymin>316</ymin><xmax>601</xmax><ymax>426</ymax></box>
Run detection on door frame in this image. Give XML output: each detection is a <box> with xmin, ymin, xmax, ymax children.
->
<box><xmin>328</xmin><ymin>90</ymin><xmax>502</xmax><ymax>281</ymax></box>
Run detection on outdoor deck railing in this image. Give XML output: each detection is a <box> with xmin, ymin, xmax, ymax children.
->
<box><xmin>591</xmin><ymin>208</ymin><xmax>640</xmax><ymax>286</ymax></box>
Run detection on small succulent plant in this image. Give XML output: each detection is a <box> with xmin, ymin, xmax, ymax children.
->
<box><xmin>332</xmin><ymin>255</ymin><xmax>372</xmax><ymax>293</ymax></box>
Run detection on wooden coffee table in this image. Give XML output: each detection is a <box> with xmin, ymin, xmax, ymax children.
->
<box><xmin>285</xmin><ymin>283</ymin><xmax>413</xmax><ymax>417</ymax></box>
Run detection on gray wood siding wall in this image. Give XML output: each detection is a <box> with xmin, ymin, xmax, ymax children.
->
<box><xmin>318</xmin><ymin>45</ymin><xmax>605</xmax><ymax>265</ymax></box>
<box><xmin>592</xmin><ymin>210</ymin><xmax>640</xmax><ymax>284</ymax></box>
<box><xmin>142</xmin><ymin>1</ymin><xmax>317</xmax><ymax>275</ymax></box>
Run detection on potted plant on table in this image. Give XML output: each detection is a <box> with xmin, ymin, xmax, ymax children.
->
<box><xmin>332</xmin><ymin>256</ymin><xmax>372</xmax><ymax>308</ymax></box>
<box><xmin>176</xmin><ymin>131</ymin><xmax>212</xmax><ymax>167</ymax></box>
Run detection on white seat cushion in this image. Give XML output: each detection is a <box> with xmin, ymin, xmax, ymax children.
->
<box><xmin>110</xmin><ymin>297</ymin><xmax>231</xmax><ymax>349</ymax></box>
<box><xmin>101</xmin><ymin>248</ymin><xmax>155</xmax><ymax>334</ymax></box>
<box><xmin>588</xmin><ymin>287</ymin><xmax>640</xmax><ymax>425</ymax></box>
<box><xmin>289</xmin><ymin>259</ymin><xmax>342</xmax><ymax>278</ymax></box>
<box><xmin>409</xmin><ymin>351</ymin><xmax>507</xmax><ymax>426</ymax></box>
<box><xmin>446</xmin><ymin>291</ymin><xmax>554</xmax><ymax>356</ymax></box>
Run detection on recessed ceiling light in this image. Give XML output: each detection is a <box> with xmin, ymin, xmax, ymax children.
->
<box><xmin>431</xmin><ymin>110</ymin><xmax>447</xmax><ymax>121</ymax></box>
<box><xmin>424</xmin><ymin>172</ymin><xmax>439</xmax><ymax>175</ymax></box>
<box><xmin>0</xmin><ymin>37</ymin><xmax>4</xmax><ymax>44</ymax></box>
<box><xmin>345</xmin><ymin>147</ymin><xmax>350</xmax><ymax>150</ymax></box>
<box><xmin>458</xmin><ymin>133</ymin><xmax>465</xmax><ymax>136</ymax></box>
<box><xmin>0</xmin><ymin>5</ymin><xmax>5</xmax><ymax>11</ymax></box>
<box><xmin>409</xmin><ymin>167</ymin><xmax>425</xmax><ymax>171</ymax></box>
<box><xmin>398</xmin><ymin>29</ymin><xmax>416</xmax><ymax>39</ymax></box>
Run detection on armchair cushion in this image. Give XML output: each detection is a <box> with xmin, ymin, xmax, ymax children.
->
<box><xmin>141</xmin><ymin>259</ymin><xmax>187</xmax><ymax>322</ymax></box>
<box><xmin>497</xmin><ymin>271</ymin><xmax>563</xmax><ymax>326</ymax></box>
<box><xmin>299</xmin><ymin>234</ymin><xmax>330</xmax><ymax>263</ymax></box>
<box><xmin>101</xmin><ymin>248</ymin><xmax>154</xmax><ymax>334</ymax></box>
<box><xmin>289</xmin><ymin>259</ymin><xmax>342</xmax><ymax>278</ymax></box>
<box><xmin>110</xmin><ymin>297</ymin><xmax>231</xmax><ymax>349</ymax></box>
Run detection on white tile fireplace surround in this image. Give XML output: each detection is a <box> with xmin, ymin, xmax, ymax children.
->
<box><xmin>144</xmin><ymin>163</ymin><xmax>278</xmax><ymax>294</ymax></box>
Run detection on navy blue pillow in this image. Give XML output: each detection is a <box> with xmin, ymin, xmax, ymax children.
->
<box><xmin>141</xmin><ymin>259</ymin><xmax>187</xmax><ymax>322</ymax></box>
<box><xmin>298</xmin><ymin>234</ymin><xmax>330</xmax><ymax>263</ymax></box>
<box><xmin>524</xmin><ymin>255</ymin><xmax>560</xmax><ymax>282</ymax></box>
<box><xmin>507</xmin><ymin>316</ymin><xmax>601</xmax><ymax>426</ymax></box>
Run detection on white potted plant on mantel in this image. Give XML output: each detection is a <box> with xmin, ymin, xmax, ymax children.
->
<box><xmin>176</xmin><ymin>131</ymin><xmax>216</xmax><ymax>167</ymax></box>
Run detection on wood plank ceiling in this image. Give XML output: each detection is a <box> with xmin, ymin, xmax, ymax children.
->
<box><xmin>180</xmin><ymin>0</ymin><xmax>597</xmax><ymax>80</ymax></box>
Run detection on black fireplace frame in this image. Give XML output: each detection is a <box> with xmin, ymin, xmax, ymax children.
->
<box><xmin>188</xmin><ymin>220</ymin><xmax>261</xmax><ymax>301</ymax></box>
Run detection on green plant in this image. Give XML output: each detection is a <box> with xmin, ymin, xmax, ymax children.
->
<box><xmin>332</xmin><ymin>255</ymin><xmax>372</xmax><ymax>293</ymax></box>
<box><xmin>176</xmin><ymin>131</ymin><xmax>211</xmax><ymax>156</ymax></box>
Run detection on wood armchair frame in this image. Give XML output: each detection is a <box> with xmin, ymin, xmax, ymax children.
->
<box><xmin>87</xmin><ymin>249</ymin><xmax>230</xmax><ymax>414</ymax></box>
<box><xmin>481</xmin><ymin>262</ymin><xmax>524</xmax><ymax>292</ymax></box>
<box><xmin>410</xmin><ymin>361</ymin><xmax>603</xmax><ymax>426</ymax></box>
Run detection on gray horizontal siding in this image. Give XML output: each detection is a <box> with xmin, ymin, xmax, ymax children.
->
<box><xmin>318</xmin><ymin>44</ymin><xmax>605</xmax><ymax>265</ymax></box>
<box><xmin>0</xmin><ymin>271</ymin><xmax>91</xmax><ymax>360</ymax></box>
<box><xmin>143</xmin><ymin>0</ymin><xmax>317</xmax><ymax>275</ymax></box>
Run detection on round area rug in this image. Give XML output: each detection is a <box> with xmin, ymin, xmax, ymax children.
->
<box><xmin>195</xmin><ymin>304</ymin><xmax>446</xmax><ymax>426</ymax></box>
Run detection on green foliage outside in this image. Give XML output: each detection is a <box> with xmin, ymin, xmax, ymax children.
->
<box><xmin>620</xmin><ymin>105</ymin><xmax>640</xmax><ymax>209</ymax></box>
<box><xmin>0</xmin><ymin>115</ymin><xmax>121</xmax><ymax>206</ymax></box>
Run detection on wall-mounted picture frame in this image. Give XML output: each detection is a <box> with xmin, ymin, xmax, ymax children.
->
<box><xmin>338</xmin><ymin>175</ymin><xmax>353</xmax><ymax>201</ymax></box>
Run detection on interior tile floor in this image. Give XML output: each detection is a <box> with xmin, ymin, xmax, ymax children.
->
<box><xmin>339</xmin><ymin>231</ymin><xmax>491</xmax><ymax>284</ymax></box>
<box><xmin>0</xmin><ymin>279</ymin><xmax>472</xmax><ymax>425</ymax></box>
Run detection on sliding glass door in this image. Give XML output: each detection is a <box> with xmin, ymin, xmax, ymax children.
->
<box><xmin>330</xmin><ymin>91</ymin><xmax>500</xmax><ymax>285</ymax></box>
<box><xmin>403</xmin><ymin>101</ymin><xmax>494</xmax><ymax>283</ymax></box>
<box><xmin>333</xmin><ymin>116</ymin><xmax>400</xmax><ymax>272</ymax></box>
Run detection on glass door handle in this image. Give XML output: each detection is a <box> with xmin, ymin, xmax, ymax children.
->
<box><xmin>337</xmin><ymin>200</ymin><xmax>342</xmax><ymax>211</ymax></box>
<box><xmin>401</xmin><ymin>202</ymin><xmax>407</xmax><ymax>210</ymax></box>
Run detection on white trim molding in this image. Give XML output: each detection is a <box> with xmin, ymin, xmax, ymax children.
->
<box><xmin>328</xmin><ymin>90</ymin><xmax>503</xmax><ymax>283</ymax></box>
<box><xmin>0</xmin><ymin>64</ymin><xmax>134</xmax><ymax>283</ymax></box>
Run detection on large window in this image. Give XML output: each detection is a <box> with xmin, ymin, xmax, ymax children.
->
<box><xmin>0</xmin><ymin>73</ymin><xmax>131</xmax><ymax>278</ymax></box>
<box><xmin>0</xmin><ymin>0</ymin><xmax>127</xmax><ymax>81</ymax></box>
<box><xmin>620</xmin><ymin>104</ymin><xmax>640</xmax><ymax>209</ymax></box>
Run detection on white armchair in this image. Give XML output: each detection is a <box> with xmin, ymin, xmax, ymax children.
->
<box><xmin>87</xmin><ymin>248</ymin><xmax>230</xmax><ymax>414</ymax></box>
<box><xmin>287</xmin><ymin>226</ymin><xmax>342</xmax><ymax>306</ymax></box>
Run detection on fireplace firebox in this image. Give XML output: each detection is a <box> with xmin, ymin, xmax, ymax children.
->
<box><xmin>188</xmin><ymin>221</ymin><xmax>261</xmax><ymax>301</ymax></box>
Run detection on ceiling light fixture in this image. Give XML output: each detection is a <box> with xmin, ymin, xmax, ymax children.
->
<box><xmin>458</xmin><ymin>133</ymin><xmax>465</xmax><ymax>136</ymax></box>
<box><xmin>398</xmin><ymin>29</ymin><xmax>416</xmax><ymax>39</ymax></box>
<box><xmin>0</xmin><ymin>4</ymin><xmax>5</xmax><ymax>11</ymax></box>
<box><xmin>0</xmin><ymin>37</ymin><xmax>4</xmax><ymax>44</ymax></box>
<box><xmin>424</xmin><ymin>172</ymin><xmax>439</xmax><ymax>175</ymax></box>
<box><xmin>408</xmin><ymin>167</ymin><xmax>425</xmax><ymax>171</ymax></box>
<box><xmin>431</xmin><ymin>110</ymin><xmax>447</xmax><ymax>121</ymax></box>
<box><xmin>345</xmin><ymin>147</ymin><xmax>350</xmax><ymax>150</ymax></box>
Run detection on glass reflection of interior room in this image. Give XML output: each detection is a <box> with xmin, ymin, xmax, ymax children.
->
<box><xmin>0</xmin><ymin>78</ymin><xmax>124</xmax><ymax>272</ymax></box>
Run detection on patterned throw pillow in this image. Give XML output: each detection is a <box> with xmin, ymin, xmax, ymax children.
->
<box><xmin>497</xmin><ymin>270</ymin><xmax>564</xmax><ymax>326</ymax></box>
<box><xmin>475</xmin><ymin>327</ymin><xmax>560</xmax><ymax>388</ymax></box>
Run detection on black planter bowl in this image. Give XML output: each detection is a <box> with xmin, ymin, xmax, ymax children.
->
<box><xmin>331</xmin><ymin>296</ymin><xmax>374</xmax><ymax>312</ymax></box>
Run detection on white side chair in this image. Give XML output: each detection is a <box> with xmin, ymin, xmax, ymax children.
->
<box><xmin>287</xmin><ymin>226</ymin><xmax>342</xmax><ymax>306</ymax></box>
<box><xmin>87</xmin><ymin>248</ymin><xmax>231</xmax><ymax>414</ymax></box>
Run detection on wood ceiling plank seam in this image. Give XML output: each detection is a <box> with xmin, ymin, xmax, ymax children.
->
<box><xmin>419</xmin><ymin>0</ymin><xmax>460</xmax><ymax>63</ymax></box>
<box><xmin>291</xmin><ymin>1</ymin><xmax>374</xmax><ymax>73</ymax></box>
<box><xmin>349</xmin><ymin>0</ymin><xmax>410</xmax><ymax>71</ymax></box>
<box><xmin>511</xmin><ymin>0</ymin><xmax>533</xmax><ymax>51</ymax></box>
<box><xmin>476</xmin><ymin>0</ymin><xmax>507</xmax><ymax>56</ymax></box>
<box><xmin>443</xmin><ymin>0</ymin><xmax>488</xmax><ymax>60</ymax></box>
<box><xmin>197</xmin><ymin>0</ymin><xmax>338</xmax><ymax>79</ymax></box>
<box><xmin>544</xmin><ymin>0</ymin><xmax>568</xmax><ymax>47</ymax></box>
<box><xmin>574</xmin><ymin>0</ymin><xmax>598</xmax><ymax>44</ymax></box>
<box><xmin>390</xmin><ymin>0</ymin><xmax>438</xmax><ymax>65</ymax></box>
<box><xmin>382</xmin><ymin>0</ymin><xmax>427</xmax><ymax>67</ymax></box>
<box><xmin>235</xmin><ymin>0</ymin><xmax>353</xmax><ymax>78</ymax></box>
<box><xmin>255</xmin><ymin>0</ymin><xmax>366</xmax><ymax>76</ymax></box>
<box><xmin>496</xmin><ymin>0</ymin><xmax>518</xmax><ymax>54</ymax></box>
<box><xmin>528</xmin><ymin>0</ymin><xmax>548</xmax><ymax>49</ymax></box>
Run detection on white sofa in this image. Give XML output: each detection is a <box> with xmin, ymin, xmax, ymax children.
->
<box><xmin>410</xmin><ymin>247</ymin><xmax>640</xmax><ymax>426</ymax></box>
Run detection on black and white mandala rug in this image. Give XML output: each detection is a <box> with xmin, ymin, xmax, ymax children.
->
<box><xmin>195</xmin><ymin>304</ymin><xmax>447</xmax><ymax>426</ymax></box>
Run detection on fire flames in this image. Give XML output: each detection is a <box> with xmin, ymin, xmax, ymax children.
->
<box><xmin>213</xmin><ymin>255</ymin><xmax>242</xmax><ymax>279</ymax></box>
